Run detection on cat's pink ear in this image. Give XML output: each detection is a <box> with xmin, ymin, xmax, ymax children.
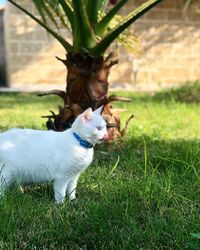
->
<box><xmin>93</xmin><ymin>106</ymin><xmax>104</xmax><ymax>115</ymax></box>
<box><xmin>80</xmin><ymin>108</ymin><xmax>93</xmax><ymax>123</ymax></box>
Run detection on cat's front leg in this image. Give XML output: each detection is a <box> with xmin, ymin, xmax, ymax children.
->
<box><xmin>67</xmin><ymin>174</ymin><xmax>80</xmax><ymax>201</ymax></box>
<box><xmin>53</xmin><ymin>178</ymin><xmax>68</xmax><ymax>204</ymax></box>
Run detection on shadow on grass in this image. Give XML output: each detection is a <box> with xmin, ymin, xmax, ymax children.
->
<box><xmin>1</xmin><ymin>136</ymin><xmax>199</xmax><ymax>249</ymax></box>
<box><xmin>95</xmin><ymin>135</ymin><xmax>200</xmax><ymax>178</ymax></box>
<box><xmin>0</xmin><ymin>84</ymin><xmax>200</xmax><ymax>248</ymax></box>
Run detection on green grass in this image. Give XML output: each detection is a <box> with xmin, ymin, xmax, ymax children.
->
<box><xmin>0</xmin><ymin>83</ymin><xmax>200</xmax><ymax>249</ymax></box>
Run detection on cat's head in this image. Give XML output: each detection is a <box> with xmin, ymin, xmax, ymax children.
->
<box><xmin>71</xmin><ymin>107</ymin><xmax>108</xmax><ymax>146</ymax></box>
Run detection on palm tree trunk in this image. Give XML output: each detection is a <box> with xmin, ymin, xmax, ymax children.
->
<box><xmin>39</xmin><ymin>52</ymin><xmax>133</xmax><ymax>140</ymax></box>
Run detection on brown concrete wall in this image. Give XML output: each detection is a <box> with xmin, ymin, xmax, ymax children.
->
<box><xmin>7</xmin><ymin>0</ymin><xmax>200</xmax><ymax>89</ymax></box>
<box><xmin>0</xmin><ymin>8</ymin><xmax>9</xmax><ymax>86</ymax></box>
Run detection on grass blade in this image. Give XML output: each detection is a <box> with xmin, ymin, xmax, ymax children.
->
<box><xmin>191</xmin><ymin>233</ymin><xmax>200</xmax><ymax>239</ymax></box>
<box><xmin>106</xmin><ymin>156</ymin><xmax>120</xmax><ymax>179</ymax></box>
<box><xmin>143</xmin><ymin>138</ymin><xmax>148</xmax><ymax>178</ymax></box>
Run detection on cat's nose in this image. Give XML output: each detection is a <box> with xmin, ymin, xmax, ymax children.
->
<box><xmin>103</xmin><ymin>133</ymin><xmax>109</xmax><ymax>140</ymax></box>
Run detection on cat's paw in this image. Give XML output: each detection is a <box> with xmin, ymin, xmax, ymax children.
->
<box><xmin>69</xmin><ymin>195</ymin><xmax>76</xmax><ymax>201</ymax></box>
<box><xmin>55</xmin><ymin>198</ymin><xmax>65</xmax><ymax>204</ymax></box>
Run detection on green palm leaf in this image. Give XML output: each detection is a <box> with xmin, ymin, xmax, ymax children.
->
<box><xmin>33</xmin><ymin>0</ymin><xmax>60</xmax><ymax>30</ymax></box>
<box><xmin>58</xmin><ymin>0</ymin><xmax>74</xmax><ymax>31</ymax></box>
<box><xmin>72</xmin><ymin>0</ymin><xmax>97</xmax><ymax>52</ymax></box>
<box><xmin>86</xmin><ymin>0</ymin><xmax>100</xmax><ymax>26</ymax></box>
<box><xmin>95</xmin><ymin>0</ymin><xmax>128</xmax><ymax>37</ymax></box>
<box><xmin>8</xmin><ymin>0</ymin><xmax>163</xmax><ymax>57</ymax></box>
<box><xmin>91</xmin><ymin>0</ymin><xmax>163</xmax><ymax>56</ymax></box>
<box><xmin>109</xmin><ymin>15</ymin><xmax>143</xmax><ymax>57</ymax></box>
<box><xmin>46</xmin><ymin>0</ymin><xmax>68</xmax><ymax>29</ymax></box>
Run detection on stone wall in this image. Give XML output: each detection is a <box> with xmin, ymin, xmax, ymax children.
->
<box><xmin>7</xmin><ymin>0</ymin><xmax>200</xmax><ymax>90</ymax></box>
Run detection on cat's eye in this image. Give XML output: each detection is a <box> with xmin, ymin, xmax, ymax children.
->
<box><xmin>97</xmin><ymin>126</ymin><xmax>102</xmax><ymax>131</ymax></box>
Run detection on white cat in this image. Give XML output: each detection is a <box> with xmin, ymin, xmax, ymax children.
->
<box><xmin>0</xmin><ymin>107</ymin><xmax>108</xmax><ymax>203</ymax></box>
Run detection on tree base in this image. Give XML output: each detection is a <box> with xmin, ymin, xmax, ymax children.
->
<box><xmin>38</xmin><ymin>52</ymin><xmax>134</xmax><ymax>141</ymax></box>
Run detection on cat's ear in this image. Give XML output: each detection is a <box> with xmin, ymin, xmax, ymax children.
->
<box><xmin>80</xmin><ymin>108</ymin><xmax>93</xmax><ymax>123</ymax></box>
<box><xmin>93</xmin><ymin>106</ymin><xmax>104</xmax><ymax>115</ymax></box>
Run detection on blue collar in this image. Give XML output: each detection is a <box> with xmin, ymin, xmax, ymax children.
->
<box><xmin>73</xmin><ymin>132</ymin><xmax>93</xmax><ymax>149</ymax></box>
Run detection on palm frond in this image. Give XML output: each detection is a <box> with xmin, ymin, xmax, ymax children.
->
<box><xmin>86</xmin><ymin>0</ymin><xmax>100</xmax><ymax>26</ymax></box>
<box><xmin>117</xmin><ymin>34</ymin><xmax>143</xmax><ymax>57</ymax></box>
<box><xmin>58</xmin><ymin>0</ymin><xmax>74</xmax><ymax>31</ymax></box>
<box><xmin>46</xmin><ymin>0</ymin><xmax>67</xmax><ymax>29</ymax></box>
<box><xmin>109</xmin><ymin>15</ymin><xmax>143</xmax><ymax>57</ymax></box>
<box><xmin>95</xmin><ymin>0</ymin><xmax>128</xmax><ymax>37</ymax></box>
<box><xmin>91</xmin><ymin>0</ymin><xmax>163</xmax><ymax>56</ymax></box>
<box><xmin>72</xmin><ymin>0</ymin><xmax>97</xmax><ymax>52</ymax></box>
<box><xmin>8</xmin><ymin>0</ymin><xmax>163</xmax><ymax>57</ymax></box>
<box><xmin>32</xmin><ymin>0</ymin><xmax>47</xmax><ymax>24</ymax></box>
<box><xmin>98</xmin><ymin>0</ymin><xmax>109</xmax><ymax>18</ymax></box>
<box><xmin>33</xmin><ymin>0</ymin><xmax>60</xmax><ymax>30</ymax></box>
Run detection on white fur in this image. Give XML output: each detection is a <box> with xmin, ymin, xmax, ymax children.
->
<box><xmin>0</xmin><ymin>107</ymin><xmax>107</xmax><ymax>203</ymax></box>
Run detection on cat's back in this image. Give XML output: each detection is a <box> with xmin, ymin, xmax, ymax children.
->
<box><xmin>0</xmin><ymin>128</ymin><xmax>93</xmax><ymax>170</ymax></box>
<box><xmin>0</xmin><ymin>128</ymin><xmax>72</xmax><ymax>169</ymax></box>
<box><xmin>0</xmin><ymin>128</ymin><xmax>41</xmax><ymax>140</ymax></box>
<box><xmin>0</xmin><ymin>128</ymin><xmax>52</xmax><ymax>144</ymax></box>
<box><xmin>0</xmin><ymin>128</ymin><xmax>65</xmax><ymax>153</ymax></box>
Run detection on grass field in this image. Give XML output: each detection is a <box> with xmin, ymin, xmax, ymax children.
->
<box><xmin>0</xmin><ymin>83</ymin><xmax>200</xmax><ymax>249</ymax></box>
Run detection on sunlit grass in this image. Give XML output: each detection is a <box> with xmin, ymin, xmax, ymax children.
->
<box><xmin>0</xmin><ymin>83</ymin><xmax>200</xmax><ymax>249</ymax></box>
